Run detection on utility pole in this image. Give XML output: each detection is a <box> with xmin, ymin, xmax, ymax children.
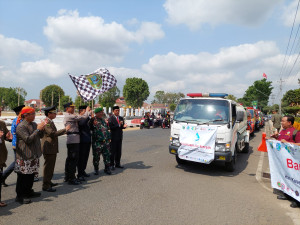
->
<box><xmin>18</xmin><ymin>87</ymin><xmax>20</xmax><ymax>105</ymax></box>
<box><xmin>58</xmin><ymin>93</ymin><xmax>61</xmax><ymax>112</ymax></box>
<box><xmin>51</xmin><ymin>91</ymin><xmax>54</xmax><ymax>106</ymax></box>
<box><xmin>278</xmin><ymin>78</ymin><xmax>285</xmax><ymax>115</ymax></box>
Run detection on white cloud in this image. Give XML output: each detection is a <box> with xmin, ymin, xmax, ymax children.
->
<box><xmin>0</xmin><ymin>34</ymin><xmax>43</xmax><ymax>63</ymax></box>
<box><xmin>44</xmin><ymin>10</ymin><xmax>164</xmax><ymax>55</ymax></box>
<box><xmin>19</xmin><ymin>60</ymin><xmax>64</xmax><ymax>78</ymax></box>
<box><xmin>164</xmin><ymin>0</ymin><xmax>283</xmax><ymax>29</ymax></box>
<box><xmin>282</xmin><ymin>0</ymin><xmax>300</xmax><ymax>26</ymax></box>
<box><xmin>141</xmin><ymin>41</ymin><xmax>284</xmax><ymax>98</ymax></box>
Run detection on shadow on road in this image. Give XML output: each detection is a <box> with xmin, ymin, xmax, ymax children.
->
<box><xmin>174</xmin><ymin>146</ymin><xmax>254</xmax><ymax>177</ymax></box>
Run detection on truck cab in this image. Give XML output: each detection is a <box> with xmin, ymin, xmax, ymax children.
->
<box><xmin>169</xmin><ymin>93</ymin><xmax>250</xmax><ymax>172</ymax></box>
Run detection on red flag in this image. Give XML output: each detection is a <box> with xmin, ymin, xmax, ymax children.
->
<box><xmin>263</xmin><ymin>73</ymin><xmax>267</xmax><ymax>79</ymax></box>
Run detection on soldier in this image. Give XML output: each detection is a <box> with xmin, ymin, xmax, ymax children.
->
<box><xmin>77</xmin><ymin>105</ymin><xmax>91</xmax><ymax>181</ymax></box>
<box><xmin>90</xmin><ymin>107</ymin><xmax>112</xmax><ymax>175</ymax></box>
<box><xmin>63</xmin><ymin>103</ymin><xmax>91</xmax><ymax>185</ymax></box>
<box><xmin>41</xmin><ymin>106</ymin><xmax>70</xmax><ymax>192</ymax></box>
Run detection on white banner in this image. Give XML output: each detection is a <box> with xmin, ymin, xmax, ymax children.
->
<box><xmin>267</xmin><ymin>140</ymin><xmax>300</xmax><ymax>202</ymax></box>
<box><xmin>178</xmin><ymin>125</ymin><xmax>217</xmax><ymax>164</ymax></box>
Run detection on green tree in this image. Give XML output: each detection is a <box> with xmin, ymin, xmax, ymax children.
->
<box><xmin>61</xmin><ymin>95</ymin><xmax>72</xmax><ymax>111</ymax></box>
<box><xmin>74</xmin><ymin>96</ymin><xmax>87</xmax><ymax>109</ymax></box>
<box><xmin>41</xmin><ymin>85</ymin><xmax>65</xmax><ymax>107</ymax></box>
<box><xmin>98</xmin><ymin>86</ymin><xmax>120</xmax><ymax>108</ymax></box>
<box><xmin>169</xmin><ymin>103</ymin><xmax>177</xmax><ymax>112</ymax></box>
<box><xmin>282</xmin><ymin>88</ymin><xmax>300</xmax><ymax>116</ymax></box>
<box><xmin>0</xmin><ymin>87</ymin><xmax>26</xmax><ymax>110</ymax></box>
<box><xmin>238</xmin><ymin>78</ymin><xmax>273</xmax><ymax>110</ymax></box>
<box><xmin>123</xmin><ymin>77</ymin><xmax>150</xmax><ymax>108</ymax></box>
<box><xmin>226</xmin><ymin>94</ymin><xmax>237</xmax><ymax>101</ymax></box>
<box><xmin>153</xmin><ymin>91</ymin><xmax>165</xmax><ymax>104</ymax></box>
<box><xmin>164</xmin><ymin>92</ymin><xmax>185</xmax><ymax>105</ymax></box>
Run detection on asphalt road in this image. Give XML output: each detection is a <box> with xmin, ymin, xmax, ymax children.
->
<box><xmin>0</xmin><ymin>127</ymin><xmax>297</xmax><ymax>225</ymax></box>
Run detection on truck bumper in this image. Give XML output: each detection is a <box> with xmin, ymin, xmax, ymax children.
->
<box><xmin>169</xmin><ymin>145</ymin><xmax>232</xmax><ymax>162</ymax></box>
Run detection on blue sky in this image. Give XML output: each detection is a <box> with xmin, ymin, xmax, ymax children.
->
<box><xmin>0</xmin><ymin>0</ymin><xmax>299</xmax><ymax>104</ymax></box>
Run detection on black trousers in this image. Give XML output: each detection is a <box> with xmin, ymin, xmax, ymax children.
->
<box><xmin>77</xmin><ymin>142</ymin><xmax>91</xmax><ymax>176</ymax></box>
<box><xmin>110</xmin><ymin>140</ymin><xmax>122</xmax><ymax>166</ymax></box>
<box><xmin>16</xmin><ymin>173</ymin><xmax>34</xmax><ymax>198</ymax></box>
<box><xmin>65</xmin><ymin>143</ymin><xmax>80</xmax><ymax>180</ymax></box>
<box><xmin>0</xmin><ymin>170</ymin><xmax>2</xmax><ymax>201</ymax></box>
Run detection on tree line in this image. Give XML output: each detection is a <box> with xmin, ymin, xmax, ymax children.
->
<box><xmin>1</xmin><ymin>77</ymin><xmax>299</xmax><ymax>115</ymax></box>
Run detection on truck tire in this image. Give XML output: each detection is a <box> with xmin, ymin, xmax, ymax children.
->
<box><xmin>242</xmin><ymin>143</ymin><xmax>249</xmax><ymax>153</ymax></box>
<box><xmin>225</xmin><ymin>149</ymin><xmax>237</xmax><ymax>172</ymax></box>
<box><xmin>176</xmin><ymin>155</ymin><xmax>186</xmax><ymax>165</ymax></box>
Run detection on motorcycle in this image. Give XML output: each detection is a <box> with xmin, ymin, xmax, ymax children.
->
<box><xmin>162</xmin><ymin>117</ymin><xmax>170</xmax><ymax>129</ymax></box>
<box><xmin>140</xmin><ymin>117</ymin><xmax>150</xmax><ymax>129</ymax></box>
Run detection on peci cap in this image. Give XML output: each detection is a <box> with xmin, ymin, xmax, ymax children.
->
<box><xmin>13</xmin><ymin>105</ymin><xmax>25</xmax><ymax>115</ymax></box>
<box><xmin>112</xmin><ymin>106</ymin><xmax>119</xmax><ymax>111</ymax></box>
<box><xmin>79</xmin><ymin>105</ymin><xmax>88</xmax><ymax>110</ymax></box>
<box><xmin>94</xmin><ymin>107</ymin><xmax>103</xmax><ymax>113</ymax></box>
<box><xmin>63</xmin><ymin>102</ymin><xmax>75</xmax><ymax>109</ymax></box>
<box><xmin>42</xmin><ymin>105</ymin><xmax>57</xmax><ymax>114</ymax></box>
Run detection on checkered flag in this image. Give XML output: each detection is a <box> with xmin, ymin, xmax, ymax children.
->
<box><xmin>69</xmin><ymin>68</ymin><xmax>117</xmax><ymax>102</ymax></box>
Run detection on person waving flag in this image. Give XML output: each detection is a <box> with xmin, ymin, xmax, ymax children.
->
<box><xmin>69</xmin><ymin>68</ymin><xmax>117</xmax><ymax>102</ymax></box>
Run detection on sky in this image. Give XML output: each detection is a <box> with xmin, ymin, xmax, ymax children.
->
<box><xmin>0</xmin><ymin>0</ymin><xmax>300</xmax><ymax>104</ymax></box>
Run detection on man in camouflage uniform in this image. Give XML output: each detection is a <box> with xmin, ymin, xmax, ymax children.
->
<box><xmin>89</xmin><ymin>107</ymin><xmax>112</xmax><ymax>175</ymax></box>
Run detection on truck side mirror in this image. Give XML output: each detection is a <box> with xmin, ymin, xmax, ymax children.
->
<box><xmin>236</xmin><ymin>111</ymin><xmax>244</xmax><ymax>122</ymax></box>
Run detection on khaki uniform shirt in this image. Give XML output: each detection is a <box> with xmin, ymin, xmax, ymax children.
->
<box><xmin>64</xmin><ymin>111</ymin><xmax>90</xmax><ymax>144</ymax></box>
<box><xmin>41</xmin><ymin>119</ymin><xmax>66</xmax><ymax>154</ymax></box>
<box><xmin>271</xmin><ymin>114</ymin><xmax>282</xmax><ymax>130</ymax></box>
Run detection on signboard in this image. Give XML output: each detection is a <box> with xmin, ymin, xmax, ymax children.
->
<box><xmin>267</xmin><ymin>140</ymin><xmax>300</xmax><ymax>202</ymax></box>
<box><xmin>178</xmin><ymin>125</ymin><xmax>217</xmax><ymax>164</ymax></box>
<box><xmin>252</xmin><ymin>101</ymin><xmax>258</xmax><ymax>109</ymax></box>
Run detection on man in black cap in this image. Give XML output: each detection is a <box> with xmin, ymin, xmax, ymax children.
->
<box><xmin>2</xmin><ymin>105</ymin><xmax>24</xmax><ymax>187</ymax></box>
<box><xmin>63</xmin><ymin>102</ymin><xmax>91</xmax><ymax>185</ymax></box>
<box><xmin>77</xmin><ymin>105</ymin><xmax>91</xmax><ymax>181</ymax></box>
<box><xmin>41</xmin><ymin>106</ymin><xmax>70</xmax><ymax>192</ymax></box>
<box><xmin>108</xmin><ymin>106</ymin><xmax>127</xmax><ymax>170</ymax></box>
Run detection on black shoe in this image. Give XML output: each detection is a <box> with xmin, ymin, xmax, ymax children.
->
<box><xmin>110</xmin><ymin>166</ymin><xmax>115</xmax><ymax>171</ymax></box>
<box><xmin>83</xmin><ymin>172</ymin><xmax>90</xmax><ymax>177</ymax></box>
<box><xmin>29</xmin><ymin>191</ymin><xmax>41</xmax><ymax>198</ymax></box>
<box><xmin>34</xmin><ymin>177</ymin><xmax>39</xmax><ymax>182</ymax></box>
<box><xmin>50</xmin><ymin>182</ymin><xmax>58</xmax><ymax>187</ymax></box>
<box><xmin>94</xmin><ymin>170</ymin><xmax>99</xmax><ymax>175</ymax></box>
<box><xmin>77</xmin><ymin>176</ymin><xmax>85</xmax><ymax>182</ymax></box>
<box><xmin>68</xmin><ymin>179</ymin><xmax>81</xmax><ymax>185</ymax></box>
<box><xmin>2</xmin><ymin>181</ymin><xmax>8</xmax><ymax>187</ymax></box>
<box><xmin>290</xmin><ymin>201</ymin><xmax>299</xmax><ymax>208</ymax></box>
<box><xmin>116</xmin><ymin>165</ymin><xmax>124</xmax><ymax>169</ymax></box>
<box><xmin>104</xmin><ymin>169</ymin><xmax>112</xmax><ymax>175</ymax></box>
<box><xmin>277</xmin><ymin>195</ymin><xmax>288</xmax><ymax>200</ymax></box>
<box><xmin>43</xmin><ymin>187</ymin><xmax>56</xmax><ymax>192</ymax></box>
<box><xmin>15</xmin><ymin>196</ymin><xmax>32</xmax><ymax>204</ymax></box>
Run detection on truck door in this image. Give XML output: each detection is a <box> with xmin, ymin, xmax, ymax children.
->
<box><xmin>231</xmin><ymin>103</ymin><xmax>238</xmax><ymax>152</ymax></box>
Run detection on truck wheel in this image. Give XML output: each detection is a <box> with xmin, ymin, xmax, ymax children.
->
<box><xmin>176</xmin><ymin>155</ymin><xmax>186</xmax><ymax>165</ymax></box>
<box><xmin>242</xmin><ymin>143</ymin><xmax>249</xmax><ymax>153</ymax></box>
<box><xmin>250</xmin><ymin>132</ymin><xmax>254</xmax><ymax>137</ymax></box>
<box><xmin>225</xmin><ymin>150</ymin><xmax>237</xmax><ymax>172</ymax></box>
<box><xmin>140</xmin><ymin>125</ymin><xmax>143</xmax><ymax>129</ymax></box>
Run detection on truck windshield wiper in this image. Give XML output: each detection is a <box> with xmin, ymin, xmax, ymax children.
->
<box><xmin>185</xmin><ymin>120</ymin><xmax>205</xmax><ymax>124</ymax></box>
<box><xmin>208</xmin><ymin>119</ymin><xmax>224</xmax><ymax>122</ymax></box>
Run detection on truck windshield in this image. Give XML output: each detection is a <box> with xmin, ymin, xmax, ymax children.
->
<box><xmin>174</xmin><ymin>99</ymin><xmax>230</xmax><ymax>124</ymax></box>
<box><xmin>247</xmin><ymin>109</ymin><xmax>254</xmax><ymax>118</ymax></box>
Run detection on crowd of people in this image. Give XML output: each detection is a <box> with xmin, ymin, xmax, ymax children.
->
<box><xmin>269</xmin><ymin>112</ymin><xmax>300</xmax><ymax>208</ymax></box>
<box><xmin>0</xmin><ymin>103</ymin><xmax>126</xmax><ymax>206</ymax></box>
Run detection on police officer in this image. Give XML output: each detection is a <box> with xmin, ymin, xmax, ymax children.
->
<box><xmin>41</xmin><ymin>106</ymin><xmax>70</xmax><ymax>192</ymax></box>
<box><xmin>63</xmin><ymin>103</ymin><xmax>91</xmax><ymax>185</ymax></box>
<box><xmin>77</xmin><ymin>105</ymin><xmax>91</xmax><ymax>181</ymax></box>
<box><xmin>90</xmin><ymin>107</ymin><xmax>111</xmax><ymax>175</ymax></box>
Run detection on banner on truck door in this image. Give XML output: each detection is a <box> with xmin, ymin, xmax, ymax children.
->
<box><xmin>267</xmin><ymin>140</ymin><xmax>300</xmax><ymax>202</ymax></box>
<box><xmin>178</xmin><ymin>125</ymin><xmax>217</xmax><ymax>164</ymax></box>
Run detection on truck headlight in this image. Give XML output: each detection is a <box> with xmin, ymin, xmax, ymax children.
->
<box><xmin>171</xmin><ymin>138</ymin><xmax>180</xmax><ymax>147</ymax></box>
<box><xmin>215</xmin><ymin>144</ymin><xmax>225</xmax><ymax>151</ymax></box>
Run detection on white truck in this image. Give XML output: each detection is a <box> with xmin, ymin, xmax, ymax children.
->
<box><xmin>169</xmin><ymin>93</ymin><xmax>250</xmax><ymax>172</ymax></box>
